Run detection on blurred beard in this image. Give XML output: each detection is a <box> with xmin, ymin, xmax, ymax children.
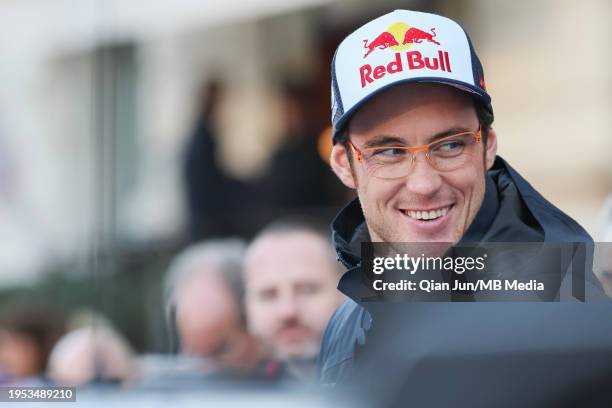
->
<box><xmin>284</xmin><ymin>354</ymin><xmax>318</xmax><ymax>382</ymax></box>
<box><xmin>271</xmin><ymin>318</ymin><xmax>320</xmax><ymax>361</ymax></box>
<box><xmin>274</xmin><ymin>338</ymin><xmax>320</xmax><ymax>361</ymax></box>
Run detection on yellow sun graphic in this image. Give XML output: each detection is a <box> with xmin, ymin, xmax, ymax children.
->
<box><xmin>388</xmin><ymin>22</ymin><xmax>414</xmax><ymax>51</ymax></box>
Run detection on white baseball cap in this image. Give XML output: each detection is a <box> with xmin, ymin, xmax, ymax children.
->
<box><xmin>331</xmin><ymin>9</ymin><xmax>493</xmax><ymax>142</ymax></box>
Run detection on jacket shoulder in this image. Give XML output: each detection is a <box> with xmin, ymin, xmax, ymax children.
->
<box><xmin>318</xmin><ymin>299</ymin><xmax>370</xmax><ymax>385</ymax></box>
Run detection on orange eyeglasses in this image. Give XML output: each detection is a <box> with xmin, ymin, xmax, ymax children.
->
<box><xmin>347</xmin><ymin>125</ymin><xmax>482</xmax><ymax>179</ymax></box>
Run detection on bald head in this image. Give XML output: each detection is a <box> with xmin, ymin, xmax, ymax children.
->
<box><xmin>175</xmin><ymin>271</ymin><xmax>241</xmax><ymax>356</ymax></box>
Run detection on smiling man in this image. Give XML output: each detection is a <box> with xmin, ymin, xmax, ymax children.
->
<box><xmin>335</xmin><ymin>82</ymin><xmax>496</xmax><ymax>245</ymax></box>
<box><xmin>319</xmin><ymin>9</ymin><xmax>598</xmax><ymax>385</ymax></box>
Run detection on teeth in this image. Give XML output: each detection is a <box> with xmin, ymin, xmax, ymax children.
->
<box><xmin>404</xmin><ymin>206</ymin><xmax>451</xmax><ymax>221</ymax></box>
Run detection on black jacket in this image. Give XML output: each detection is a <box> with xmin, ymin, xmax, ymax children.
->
<box><xmin>318</xmin><ymin>156</ymin><xmax>602</xmax><ymax>386</ymax></box>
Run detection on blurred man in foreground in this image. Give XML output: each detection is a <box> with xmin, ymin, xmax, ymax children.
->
<box><xmin>244</xmin><ymin>219</ymin><xmax>345</xmax><ymax>381</ymax></box>
<box><xmin>165</xmin><ymin>239</ymin><xmax>263</xmax><ymax>377</ymax></box>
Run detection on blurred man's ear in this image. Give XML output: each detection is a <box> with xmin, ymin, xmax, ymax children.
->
<box><xmin>485</xmin><ymin>127</ymin><xmax>498</xmax><ymax>170</ymax></box>
<box><xmin>330</xmin><ymin>144</ymin><xmax>357</xmax><ymax>189</ymax></box>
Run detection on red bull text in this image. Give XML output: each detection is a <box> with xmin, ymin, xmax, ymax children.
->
<box><xmin>359</xmin><ymin>51</ymin><xmax>452</xmax><ymax>88</ymax></box>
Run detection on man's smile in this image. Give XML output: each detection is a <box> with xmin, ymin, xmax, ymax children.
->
<box><xmin>397</xmin><ymin>204</ymin><xmax>455</xmax><ymax>235</ymax></box>
<box><xmin>399</xmin><ymin>204</ymin><xmax>454</xmax><ymax>221</ymax></box>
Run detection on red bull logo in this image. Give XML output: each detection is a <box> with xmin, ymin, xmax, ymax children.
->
<box><xmin>362</xmin><ymin>22</ymin><xmax>440</xmax><ymax>59</ymax></box>
<box><xmin>359</xmin><ymin>22</ymin><xmax>451</xmax><ymax>88</ymax></box>
<box><xmin>363</xmin><ymin>32</ymin><xmax>399</xmax><ymax>58</ymax></box>
<box><xmin>402</xmin><ymin>27</ymin><xmax>440</xmax><ymax>47</ymax></box>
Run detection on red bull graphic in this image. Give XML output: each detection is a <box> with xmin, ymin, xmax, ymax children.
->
<box><xmin>358</xmin><ymin>22</ymin><xmax>452</xmax><ymax>88</ymax></box>
<box><xmin>362</xmin><ymin>22</ymin><xmax>440</xmax><ymax>59</ymax></box>
<box><xmin>363</xmin><ymin>32</ymin><xmax>399</xmax><ymax>58</ymax></box>
<box><xmin>402</xmin><ymin>27</ymin><xmax>440</xmax><ymax>46</ymax></box>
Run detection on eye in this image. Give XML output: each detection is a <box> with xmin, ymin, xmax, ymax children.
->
<box><xmin>432</xmin><ymin>139</ymin><xmax>465</xmax><ymax>156</ymax></box>
<box><xmin>257</xmin><ymin>288</ymin><xmax>277</xmax><ymax>301</ymax></box>
<box><xmin>296</xmin><ymin>282</ymin><xmax>320</xmax><ymax>296</ymax></box>
<box><xmin>371</xmin><ymin>147</ymin><xmax>408</xmax><ymax>158</ymax></box>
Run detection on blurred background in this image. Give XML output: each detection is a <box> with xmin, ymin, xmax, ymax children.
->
<box><xmin>0</xmin><ymin>0</ymin><xmax>611</xmax><ymax>401</ymax></box>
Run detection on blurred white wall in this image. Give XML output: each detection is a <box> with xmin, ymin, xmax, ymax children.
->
<box><xmin>469</xmin><ymin>0</ymin><xmax>612</xmax><ymax>233</ymax></box>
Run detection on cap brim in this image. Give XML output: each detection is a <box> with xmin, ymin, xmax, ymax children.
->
<box><xmin>333</xmin><ymin>77</ymin><xmax>492</xmax><ymax>143</ymax></box>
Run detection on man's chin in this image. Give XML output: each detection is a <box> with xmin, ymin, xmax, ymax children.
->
<box><xmin>275</xmin><ymin>342</ymin><xmax>320</xmax><ymax>361</ymax></box>
<box><xmin>390</xmin><ymin>241</ymin><xmax>453</xmax><ymax>258</ymax></box>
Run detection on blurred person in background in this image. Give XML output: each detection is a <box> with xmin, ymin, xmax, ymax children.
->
<box><xmin>244</xmin><ymin>218</ymin><xmax>345</xmax><ymax>382</ymax></box>
<box><xmin>0</xmin><ymin>307</ymin><xmax>64</xmax><ymax>384</ymax></box>
<box><xmin>46</xmin><ymin>313</ymin><xmax>136</xmax><ymax>386</ymax></box>
<box><xmin>183</xmin><ymin>78</ymin><xmax>348</xmax><ymax>243</ymax></box>
<box><xmin>165</xmin><ymin>239</ymin><xmax>264</xmax><ymax>378</ymax></box>
<box><xmin>262</xmin><ymin>80</ymin><xmax>346</xmax><ymax>213</ymax></box>
<box><xmin>183</xmin><ymin>80</ymin><xmax>257</xmax><ymax>241</ymax></box>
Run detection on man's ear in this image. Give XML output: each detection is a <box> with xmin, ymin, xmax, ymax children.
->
<box><xmin>485</xmin><ymin>127</ymin><xmax>498</xmax><ymax>170</ymax></box>
<box><xmin>330</xmin><ymin>144</ymin><xmax>357</xmax><ymax>189</ymax></box>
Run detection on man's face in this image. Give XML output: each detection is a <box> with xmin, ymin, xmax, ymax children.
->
<box><xmin>244</xmin><ymin>231</ymin><xmax>344</xmax><ymax>360</ymax></box>
<box><xmin>176</xmin><ymin>272</ymin><xmax>242</xmax><ymax>359</ymax></box>
<box><xmin>331</xmin><ymin>83</ymin><xmax>497</xmax><ymax>244</ymax></box>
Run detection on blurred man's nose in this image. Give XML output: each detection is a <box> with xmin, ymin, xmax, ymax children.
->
<box><xmin>276</xmin><ymin>293</ymin><xmax>299</xmax><ymax>319</ymax></box>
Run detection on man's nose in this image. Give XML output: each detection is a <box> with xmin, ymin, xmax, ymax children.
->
<box><xmin>402</xmin><ymin>152</ymin><xmax>442</xmax><ymax>196</ymax></box>
<box><xmin>276</xmin><ymin>294</ymin><xmax>299</xmax><ymax>319</ymax></box>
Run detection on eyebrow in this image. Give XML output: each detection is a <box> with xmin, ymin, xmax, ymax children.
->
<box><xmin>364</xmin><ymin>127</ymin><xmax>474</xmax><ymax>148</ymax></box>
